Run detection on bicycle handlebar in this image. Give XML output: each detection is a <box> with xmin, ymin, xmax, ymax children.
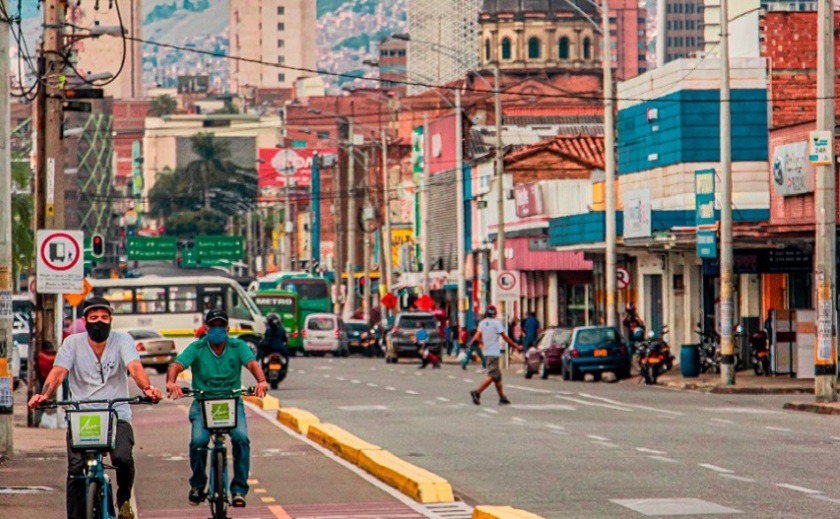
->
<box><xmin>179</xmin><ymin>387</ymin><xmax>255</xmax><ymax>398</ymax></box>
<box><xmin>41</xmin><ymin>395</ymin><xmax>155</xmax><ymax>410</ymax></box>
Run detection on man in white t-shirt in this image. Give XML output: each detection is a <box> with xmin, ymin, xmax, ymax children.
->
<box><xmin>468</xmin><ymin>305</ymin><xmax>522</xmax><ymax>406</ymax></box>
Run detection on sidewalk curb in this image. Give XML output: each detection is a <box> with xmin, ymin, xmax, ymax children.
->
<box><xmin>662</xmin><ymin>380</ymin><xmax>813</xmax><ymax>395</ymax></box>
<box><xmin>277</xmin><ymin>407</ymin><xmax>320</xmax><ymax>435</ymax></box>
<box><xmin>783</xmin><ymin>402</ymin><xmax>840</xmax><ymax>415</ymax></box>
<box><xmin>472</xmin><ymin>505</ymin><xmax>545</xmax><ymax>519</ymax></box>
<box><xmin>307</xmin><ymin>422</ymin><xmax>382</xmax><ymax>465</ymax></box>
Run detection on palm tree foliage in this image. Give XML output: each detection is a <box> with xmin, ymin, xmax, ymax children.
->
<box><xmin>11</xmin><ymin>154</ymin><xmax>34</xmax><ymax>285</ymax></box>
<box><xmin>147</xmin><ymin>94</ymin><xmax>178</xmax><ymax>117</ymax></box>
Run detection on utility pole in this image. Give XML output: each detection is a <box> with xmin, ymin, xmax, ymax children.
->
<box><xmin>455</xmin><ymin>88</ymin><xmax>466</xmax><ymax>329</ymax></box>
<box><xmin>422</xmin><ymin>113</ymin><xmax>430</xmax><ymax>293</ymax></box>
<box><xmin>362</xmin><ymin>153</ymin><xmax>371</xmax><ymax>323</ymax></box>
<box><xmin>30</xmin><ymin>0</ymin><xmax>66</xmax><ymax>425</ymax></box>
<box><xmin>814</xmin><ymin>0</ymin><xmax>836</xmax><ymax>402</ymax></box>
<box><xmin>603</xmin><ymin>0</ymin><xmax>617</xmax><ymax>329</ymax></box>
<box><xmin>283</xmin><ymin>179</ymin><xmax>292</xmax><ymax>271</ymax></box>
<box><xmin>343</xmin><ymin>119</ymin><xmax>357</xmax><ymax>320</ymax></box>
<box><xmin>380</xmin><ymin>130</ymin><xmax>393</xmax><ymax>309</ymax></box>
<box><xmin>494</xmin><ymin>65</ymin><xmax>508</xmax><ymax>368</ymax></box>
<box><xmin>334</xmin><ymin>169</ymin><xmax>344</xmax><ymax>314</ymax></box>
<box><xmin>246</xmin><ymin>211</ymin><xmax>254</xmax><ymax>276</ymax></box>
<box><xmin>0</xmin><ymin>0</ymin><xmax>14</xmax><ymax>454</ymax></box>
<box><xmin>718</xmin><ymin>0</ymin><xmax>736</xmax><ymax>385</ymax></box>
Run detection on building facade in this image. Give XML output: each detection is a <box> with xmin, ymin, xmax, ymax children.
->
<box><xmin>661</xmin><ymin>0</ymin><xmax>704</xmax><ymax>62</ymax></box>
<box><xmin>378</xmin><ymin>36</ymin><xmax>408</xmax><ymax>96</ymax></box>
<box><xmin>229</xmin><ymin>0</ymin><xmax>317</xmax><ymax>92</ymax></box>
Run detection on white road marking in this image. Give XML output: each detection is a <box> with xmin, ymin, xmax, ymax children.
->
<box><xmin>316</xmin><ymin>366</ymin><xmax>333</xmax><ymax>370</ymax></box>
<box><xmin>776</xmin><ymin>484</ymin><xmax>822</xmax><ymax>495</ymax></box>
<box><xmin>636</xmin><ymin>447</ymin><xmax>667</xmax><ymax>455</ymax></box>
<box><xmin>507</xmin><ymin>385</ymin><xmax>554</xmax><ymax>394</ymax></box>
<box><xmin>424</xmin><ymin>400</ymin><xmax>438</xmax><ymax>406</ymax></box>
<box><xmin>436</xmin><ymin>397</ymin><xmax>450</xmax><ymax>402</ymax></box>
<box><xmin>578</xmin><ymin>393</ymin><xmax>684</xmax><ymax>416</ymax></box>
<box><xmin>464</xmin><ymin>378</ymin><xmax>474</xmax><ymax>383</ymax></box>
<box><xmin>478</xmin><ymin>413</ymin><xmax>492</xmax><ymax>418</ymax></box>
<box><xmin>385</xmin><ymin>386</ymin><xmax>396</xmax><ymax>391</ymax></box>
<box><xmin>648</xmin><ymin>455</ymin><xmax>679</xmax><ymax>464</ymax></box>
<box><xmin>399</xmin><ymin>371</ymin><xmax>407</xmax><ymax>375</ymax></box>
<box><xmin>297</xmin><ymin>370</ymin><xmax>306</xmax><ymax>374</ymax></box>
<box><xmin>720</xmin><ymin>474</ymin><xmax>755</xmax><ymax>483</ymax></box>
<box><xmin>448</xmin><ymin>375</ymin><xmax>456</xmax><ymax>379</ymax></box>
<box><xmin>482</xmin><ymin>408</ymin><xmax>499</xmax><ymax>415</ymax></box>
<box><xmin>415</xmin><ymin>372</ymin><xmax>424</xmax><ymax>376</ymax></box>
<box><xmin>370</xmin><ymin>367</ymin><xmax>377</xmax><ymax>371</ymax></box>
<box><xmin>509</xmin><ymin>404</ymin><xmax>576</xmax><ymax>411</ymax></box>
<box><xmin>367</xmin><ymin>383</ymin><xmax>379</xmax><ymax>387</ymax></box>
<box><xmin>765</xmin><ymin>426</ymin><xmax>792</xmax><ymax>432</ymax></box>
<box><xmin>699</xmin><ymin>464</ymin><xmax>735</xmax><ymax>474</ymax></box>
<box><xmin>338</xmin><ymin>405</ymin><xmax>388</xmax><ymax>411</ymax></box>
<box><xmin>592</xmin><ymin>441</ymin><xmax>619</xmax><ymax>449</ymax></box>
<box><xmin>351</xmin><ymin>379</ymin><xmax>361</xmax><ymax>384</ymax></box>
<box><xmin>557</xmin><ymin>396</ymin><xmax>632</xmax><ymax>412</ymax></box>
<box><xmin>811</xmin><ymin>495</ymin><xmax>840</xmax><ymax>504</ymax></box>
<box><xmin>405</xmin><ymin>390</ymin><xmax>419</xmax><ymax>395</ymax></box>
<box><xmin>830</xmin><ymin>436</ymin><xmax>840</xmax><ymax>441</ymax></box>
<box><xmin>710</xmin><ymin>418</ymin><xmax>733</xmax><ymax>424</ymax></box>
<box><xmin>587</xmin><ymin>435</ymin><xmax>610</xmax><ymax>442</ymax></box>
<box><xmin>544</xmin><ymin>424</ymin><xmax>565</xmax><ymax>431</ymax></box>
<box><xmin>511</xmin><ymin>417</ymin><xmax>526</xmax><ymax>423</ymax></box>
<box><xmin>323</xmin><ymin>374</ymin><xmax>331</xmax><ymax>378</ymax></box>
<box><xmin>335</xmin><ymin>376</ymin><xmax>346</xmax><ymax>381</ymax></box>
<box><xmin>703</xmin><ymin>407</ymin><xmax>780</xmax><ymax>414</ymax></box>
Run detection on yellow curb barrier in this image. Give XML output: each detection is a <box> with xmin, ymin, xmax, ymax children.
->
<box><xmin>177</xmin><ymin>370</ymin><xmax>192</xmax><ymax>382</ymax></box>
<box><xmin>472</xmin><ymin>506</ymin><xmax>545</xmax><ymax>519</ymax></box>
<box><xmin>357</xmin><ymin>449</ymin><xmax>454</xmax><ymax>504</ymax></box>
<box><xmin>243</xmin><ymin>395</ymin><xmax>280</xmax><ymax>410</ymax></box>
<box><xmin>306</xmin><ymin>423</ymin><xmax>382</xmax><ymax>465</ymax></box>
<box><xmin>277</xmin><ymin>408</ymin><xmax>320</xmax><ymax>435</ymax></box>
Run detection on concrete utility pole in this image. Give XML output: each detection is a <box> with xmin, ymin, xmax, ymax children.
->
<box><xmin>718</xmin><ymin>0</ymin><xmax>736</xmax><ymax>386</ymax></box>
<box><xmin>603</xmin><ymin>0</ymin><xmax>617</xmax><ymax>329</ymax></box>
<box><xmin>362</xmin><ymin>153</ymin><xmax>371</xmax><ymax>323</ymax></box>
<box><xmin>283</xmin><ymin>178</ymin><xmax>292</xmax><ymax>271</ymax></box>
<box><xmin>30</xmin><ymin>0</ymin><xmax>66</xmax><ymax>425</ymax></box>
<box><xmin>494</xmin><ymin>65</ymin><xmax>509</xmax><ymax>368</ymax></box>
<box><xmin>343</xmin><ymin>119</ymin><xmax>357</xmax><ymax>320</ymax></box>
<box><xmin>656</xmin><ymin>0</ymin><xmax>666</xmax><ymax>68</ymax></box>
<box><xmin>0</xmin><ymin>0</ymin><xmax>14</xmax><ymax>454</ymax></box>
<box><xmin>814</xmin><ymin>0</ymin><xmax>836</xmax><ymax>402</ymax></box>
<box><xmin>455</xmin><ymin>88</ymin><xmax>466</xmax><ymax>329</ymax></box>
<box><xmin>422</xmin><ymin>113</ymin><xmax>430</xmax><ymax>293</ymax></box>
<box><xmin>380</xmin><ymin>130</ymin><xmax>393</xmax><ymax>298</ymax></box>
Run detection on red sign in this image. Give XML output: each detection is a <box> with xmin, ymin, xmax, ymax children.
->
<box><xmin>381</xmin><ymin>293</ymin><xmax>397</xmax><ymax>310</ymax></box>
<box><xmin>258</xmin><ymin>148</ymin><xmax>337</xmax><ymax>199</ymax></box>
<box><xmin>514</xmin><ymin>183</ymin><xmax>544</xmax><ymax>218</ymax></box>
<box><xmin>428</xmin><ymin>115</ymin><xmax>457</xmax><ymax>175</ymax></box>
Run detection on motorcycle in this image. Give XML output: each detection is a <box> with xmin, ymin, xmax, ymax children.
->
<box><xmin>749</xmin><ymin>329</ymin><xmax>771</xmax><ymax>376</ymax></box>
<box><xmin>694</xmin><ymin>328</ymin><xmax>720</xmax><ymax>374</ymax></box>
<box><xmin>364</xmin><ymin>324</ymin><xmax>385</xmax><ymax>358</ymax></box>
<box><xmin>636</xmin><ymin>333</ymin><xmax>667</xmax><ymax>385</ymax></box>
<box><xmin>262</xmin><ymin>353</ymin><xmax>288</xmax><ymax>389</ymax></box>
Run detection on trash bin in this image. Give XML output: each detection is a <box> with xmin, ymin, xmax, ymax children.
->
<box><xmin>680</xmin><ymin>344</ymin><xmax>700</xmax><ymax>378</ymax></box>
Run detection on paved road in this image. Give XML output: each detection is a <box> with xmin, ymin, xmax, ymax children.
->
<box><xmin>271</xmin><ymin>355</ymin><xmax>840</xmax><ymax>518</ymax></box>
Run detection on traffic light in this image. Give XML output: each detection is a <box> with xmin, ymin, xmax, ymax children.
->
<box><xmin>91</xmin><ymin>234</ymin><xmax>105</xmax><ymax>259</ymax></box>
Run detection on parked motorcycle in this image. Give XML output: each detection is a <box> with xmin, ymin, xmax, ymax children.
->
<box><xmin>749</xmin><ymin>329</ymin><xmax>771</xmax><ymax>376</ymax></box>
<box><xmin>694</xmin><ymin>328</ymin><xmax>720</xmax><ymax>374</ymax></box>
<box><xmin>637</xmin><ymin>334</ymin><xmax>667</xmax><ymax>385</ymax></box>
<box><xmin>262</xmin><ymin>353</ymin><xmax>288</xmax><ymax>389</ymax></box>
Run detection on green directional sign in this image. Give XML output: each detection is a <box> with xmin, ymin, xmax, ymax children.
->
<box><xmin>195</xmin><ymin>235</ymin><xmax>244</xmax><ymax>265</ymax></box>
<box><xmin>127</xmin><ymin>236</ymin><xmax>178</xmax><ymax>261</ymax></box>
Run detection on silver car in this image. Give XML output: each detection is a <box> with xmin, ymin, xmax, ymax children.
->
<box><xmin>117</xmin><ymin>328</ymin><xmax>177</xmax><ymax>374</ymax></box>
<box><xmin>302</xmin><ymin>313</ymin><xmax>349</xmax><ymax>357</ymax></box>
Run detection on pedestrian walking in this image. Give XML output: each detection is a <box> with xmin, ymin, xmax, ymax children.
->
<box><xmin>521</xmin><ymin>312</ymin><xmax>541</xmax><ymax>356</ymax></box>
<box><xmin>469</xmin><ymin>305</ymin><xmax>522</xmax><ymax>406</ymax></box>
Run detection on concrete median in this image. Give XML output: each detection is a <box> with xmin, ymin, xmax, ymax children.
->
<box><xmin>357</xmin><ymin>448</ymin><xmax>454</xmax><ymax>504</ymax></box>
<box><xmin>306</xmin><ymin>422</ymin><xmax>382</xmax><ymax>465</ymax></box>
<box><xmin>277</xmin><ymin>407</ymin><xmax>320</xmax><ymax>435</ymax></box>
<box><xmin>472</xmin><ymin>505</ymin><xmax>545</xmax><ymax>519</ymax></box>
<box><xmin>243</xmin><ymin>394</ymin><xmax>280</xmax><ymax>410</ymax></box>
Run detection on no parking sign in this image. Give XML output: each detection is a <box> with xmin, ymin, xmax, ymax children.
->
<box><xmin>37</xmin><ymin>230</ymin><xmax>84</xmax><ymax>294</ymax></box>
<box><xmin>495</xmin><ymin>270</ymin><xmax>520</xmax><ymax>303</ymax></box>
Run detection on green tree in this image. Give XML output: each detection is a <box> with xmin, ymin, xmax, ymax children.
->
<box><xmin>165</xmin><ymin>208</ymin><xmax>227</xmax><ymax>239</ymax></box>
<box><xmin>147</xmin><ymin>94</ymin><xmax>178</xmax><ymax>117</ymax></box>
<box><xmin>11</xmin><ymin>154</ymin><xmax>34</xmax><ymax>286</ymax></box>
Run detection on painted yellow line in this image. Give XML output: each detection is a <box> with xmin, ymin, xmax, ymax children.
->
<box><xmin>357</xmin><ymin>449</ymin><xmax>454</xmax><ymax>504</ymax></box>
<box><xmin>268</xmin><ymin>505</ymin><xmax>292</xmax><ymax>519</ymax></box>
<box><xmin>306</xmin><ymin>423</ymin><xmax>382</xmax><ymax>465</ymax></box>
<box><xmin>472</xmin><ymin>506</ymin><xmax>546</xmax><ymax>519</ymax></box>
<box><xmin>277</xmin><ymin>408</ymin><xmax>320</xmax><ymax>435</ymax></box>
<box><xmin>261</xmin><ymin>497</ymin><xmax>277</xmax><ymax>503</ymax></box>
<box><xmin>254</xmin><ymin>488</ymin><xmax>267</xmax><ymax>494</ymax></box>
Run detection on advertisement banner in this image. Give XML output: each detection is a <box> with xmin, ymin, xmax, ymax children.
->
<box><xmin>392</xmin><ymin>228</ymin><xmax>415</xmax><ymax>273</ymax></box>
<box><xmin>258</xmin><ymin>148</ymin><xmax>337</xmax><ymax>199</ymax></box>
<box><xmin>695</xmin><ymin>168</ymin><xmax>717</xmax><ymax>259</ymax></box>
<box><xmin>772</xmin><ymin>141</ymin><xmax>814</xmax><ymax>197</ymax></box>
<box><xmin>428</xmin><ymin>115</ymin><xmax>457</xmax><ymax>175</ymax></box>
<box><xmin>622</xmin><ymin>189</ymin><xmax>651</xmax><ymax>239</ymax></box>
<box><xmin>514</xmin><ymin>183</ymin><xmax>544</xmax><ymax>218</ymax></box>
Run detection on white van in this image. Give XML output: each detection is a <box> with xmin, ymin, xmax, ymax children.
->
<box><xmin>303</xmin><ymin>313</ymin><xmax>348</xmax><ymax>357</ymax></box>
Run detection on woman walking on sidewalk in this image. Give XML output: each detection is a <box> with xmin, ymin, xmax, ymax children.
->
<box><xmin>468</xmin><ymin>305</ymin><xmax>522</xmax><ymax>406</ymax></box>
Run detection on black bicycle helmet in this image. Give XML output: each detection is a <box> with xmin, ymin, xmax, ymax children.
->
<box><xmin>204</xmin><ymin>309</ymin><xmax>229</xmax><ymax>325</ymax></box>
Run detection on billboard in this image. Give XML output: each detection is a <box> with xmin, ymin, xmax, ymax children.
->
<box><xmin>514</xmin><ymin>183</ymin><xmax>544</xmax><ymax>218</ymax></box>
<box><xmin>695</xmin><ymin>168</ymin><xmax>717</xmax><ymax>259</ymax></box>
<box><xmin>258</xmin><ymin>148</ymin><xmax>337</xmax><ymax>199</ymax></box>
<box><xmin>622</xmin><ymin>189</ymin><xmax>651</xmax><ymax>239</ymax></box>
<box><xmin>772</xmin><ymin>141</ymin><xmax>814</xmax><ymax>197</ymax></box>
<box><xmin>428</xmin><ymin>115</ymin><xmax>457</xmax><ymax>175</ymax></box>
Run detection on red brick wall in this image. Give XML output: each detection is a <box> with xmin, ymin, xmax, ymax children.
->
<box><xmin>112</xmin><ymin>99</ymin><xmax>149</xmax><ymax>182</ymax></box>
<box><xmin>763</xmin><ymin>12</ymin><xmax>840</xmax><ymax>129</ymax></box>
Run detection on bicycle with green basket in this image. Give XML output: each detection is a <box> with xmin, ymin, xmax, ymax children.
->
<box><xmin>180</xmin><ymin>386</ymin><xmax>254</xmax><ymax>519</ymax></box>
<box><xmin>42</xmin><ymin>396</ymin><xmax>154</xmax><ymax>519</ymax></box>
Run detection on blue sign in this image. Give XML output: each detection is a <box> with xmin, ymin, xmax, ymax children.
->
<box><xmin>695</xmin><ymin>169</ymin><xmax>717</xmax><ymax>258</ymax></box>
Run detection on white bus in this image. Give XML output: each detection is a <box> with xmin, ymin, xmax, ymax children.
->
<box><xmin>89</xmin><ymin>276</ymin><xmax>266</xmax><ymax>351</ymax></box>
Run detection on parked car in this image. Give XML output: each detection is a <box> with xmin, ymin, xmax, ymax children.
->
<box><xmin>13</xmin><ymin>331</ymin><xmax>29</xmax><ymax>383</ymax></box>
<box><xmin>524</xmin><ymin>327</ymin><xmax>572</xmax><ymax>379</ymax></box>
<box><xmin>561</xmin><ymin>326</ymin><xmax>630</xmax><ymax>381</ymax></box>
<box><xmin>385</xmin><ymin>312</ymin><xmax>444</xmax><ymax>363</ymax></box>
<box><xmin>344</xmin><ymin>320</ymin><xmax>372</xmax><ymax>355</ymax></box>
<box><xmin>118</xmin><ymin>328</ymin><xmax>177</xmax><ymax>374</ymax></box>
<box><xmin>303</xmin><ymin>313</ymin><xmax>349</xmax><ymax>357</ymax></box>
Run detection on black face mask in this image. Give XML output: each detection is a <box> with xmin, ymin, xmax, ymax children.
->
<box><xmin>86</xmin><ymin>321</ymin><xmax>111</xmax><ymax>343</ymax></box>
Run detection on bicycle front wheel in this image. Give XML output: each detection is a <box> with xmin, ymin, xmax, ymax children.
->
<box><xmin>86</xmin><ymin>479</ymin><xmax>104</xmax><ymax>519</ymax></box>
<box><xmin>210</xmin><ymin>449</ymin><xmax>227</xmax><ymax>519</ymax></box>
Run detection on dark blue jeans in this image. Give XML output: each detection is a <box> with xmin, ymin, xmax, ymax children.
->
<box><xmin>461</xmin><ymin>345</ymin><xmax>486</xmax><ymax>369</ymax></box>
<box><xmin>189</xmin><ymin>399</ymin><xmax>250</xmax><ymax>497</ymax></box>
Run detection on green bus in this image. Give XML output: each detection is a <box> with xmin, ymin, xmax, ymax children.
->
<box><xmin>258</xmin><ymin>273</ymin><xmax>331</xmax><ymax>315</ymax></box>
<box><xmin>253</xmin><ymin>290</ymin><xmax>302</xmax><ymax>350</ymax></box>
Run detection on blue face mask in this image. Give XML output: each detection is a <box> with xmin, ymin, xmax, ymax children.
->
<box><xmin>207</xmin><ymin>326</ymin><xmax>228</xmax><ymax>345</ymax></box>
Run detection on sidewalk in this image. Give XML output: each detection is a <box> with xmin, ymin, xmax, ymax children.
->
<box><xmin>655</xmin><ymin>370</ymin><xmax>814</xmax><ymax>394</ymax></box>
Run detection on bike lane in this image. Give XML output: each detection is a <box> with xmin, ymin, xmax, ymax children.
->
<box><xmin>132</xmin><ymin>400</ymin><xmax>426</xmax><ymax>519</ymax></box>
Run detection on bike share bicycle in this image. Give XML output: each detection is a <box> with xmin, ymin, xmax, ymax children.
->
<box><xmin>42</xmin><ymin>396</ymin><xmax>154</xmax><ymax>519</ymax></box>
<box><xmin>179</xmin><ymin>387</ymin><xmax>255</xmax><ymax>519</ymax></box>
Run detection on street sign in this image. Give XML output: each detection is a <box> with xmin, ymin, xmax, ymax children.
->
<box><xmin>127</xmin><ymin>236</ymin><xmax>177</xmax><ymax>261</ymax></box>
<box><xmin>37</xmin><ymin>230</ymin><xmax>84</xmax><ymax>294</ymax></box>
<box><xmin>809</xmin><ymin>130</ymin><xmax>833</xmax><ymax>165</ymax></box>
<box><xmin>697</xmin><ymin>230</ymin><xmax>718</xmax><ymax>259</ymax></box>
<box><xmin>495</xmin><ymin>270</ymin><xmax>519</xmax><ymax>303</ymax></box>
<box><xmin>64</xmin><ymin>278</ymin><xmax>93</xmax><ymax>308</ymax></box>
<box><xmin>195</xmin><ymin>235</ymin><xmax>244</xmax><ymax>264</ymax></box>
<box><xmin>616</xmin><ymin>267</ymin><xmax>631</xmax><ymax>290</ymax></box>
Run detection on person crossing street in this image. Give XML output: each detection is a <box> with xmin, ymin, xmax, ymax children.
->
<box><xmin>468</xmin><ymin>305</ymin><xmax>522</xmax><ymax>406</ymax></box>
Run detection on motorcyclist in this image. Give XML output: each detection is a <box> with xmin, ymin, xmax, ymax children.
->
<box><xmin>259</xmin><ymin>313</ymin><xmax>290</xmax><ymax>364</ymax></box>
<box><xmin>622</xmin><ymin>303</ymin><xmax>645</xmax><ymax>357</ymax></box>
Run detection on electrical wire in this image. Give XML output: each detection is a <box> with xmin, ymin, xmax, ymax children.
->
<box><xmin>60</xmin><ymin>0</ymin><xmax>127</xmax><ymax>87</ymax></box>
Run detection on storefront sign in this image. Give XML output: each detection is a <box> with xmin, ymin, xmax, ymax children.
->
<box><xmin>772</xmin><ymin>141</ymin><xmax>814</xmax><ymax>197</ymax></box>
<box><xmin>514</xmin><ymin>183</ymin><xmax>544</xmax><ymax>218</ymax></box>
<box><xmin>809</xmin><ymin>130</ymin><xmax>833</xmax><ymax>166</ymax></box>
<box><xmin>703</xmin><ymin>249</ymin><xmax>812</xmax><ymax>275</ymax></box>
<box><xmin>695</xmin><ymin>169</ymin><xmax>717</xmax><ymax>259</ymax></box>
<box><xmin>623</xmin><ymin>189</ymin><xmax>651</xmax><ymax>239</ymax></box>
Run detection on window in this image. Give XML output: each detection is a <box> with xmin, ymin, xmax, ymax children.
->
<box><xmin>380</xmin><ymin>49</ymin><xmax>387</xmax><ymax>57</ymax></box>
<box><xmin>317</xmin><ymin>131</ymin><xmax>331</xmax><ymax>139</ymax></box>
<box><xmin>277</xmin><ymin>22</ymin><xmax>285</xmax><ymax>30</ymax></box>
<box><xmin>527</xmin><ymin>37</ymin><xmax>541</xmax><ymax>59</ymax></box>
<box><xmin>136</xmin><ymin>287</ymin><xmax>167</xmax><ymax>314</ymax></box>
<box><xmin>277</xmin><ymin>39</ymin><xmax>284</xmax><ymax>48</ymax></box>
<box><xmin>277</xmin><ymin>6</ymin><xmax>284</xmax><ymax>15</ymax></box>
<box><xmin>484</xmin><ymin>38</ymin><xmax>491</xmax><ymax>61</ymax></box>
<box><xmin>227</xmin><ymin>289</ymin><xmax>251</xmax><ymax>321</ymax></box>
<box><xmin>397</xmin><ymin>49</ymin><xmax>406</xmax><ymax>56</ymax></box>
<box><xmin>583</xmin><ymin>37</ymin><xmax>592</xmax><ymax>60</ymax></box>
<box><xmin>278</xmin><ymin>73</ymin><xmax>285</xmax><ymax>82</ymax></box>
<box><xmin>308</xmin><ymin>316</ymin><xmax>337</xmax><ymax>331</ymax></box>
<box><xmin>278</xmin><ymin>55</ymin><xmax>285</xmax><ymax>64</ymax></box>
<box><xmin>501</xmin><ymin>37</ymin><xmax>512</xmax><ymax>60</ymax></box>
<box><xmin>101</xmin><ymin>288</ymin><xmax>134</xmax><ymax>314</ymax></box>
<box><xmin>558</xmin><ymin>37</ymin><xmax>570</xmax><ymax>60</ymax></box>
<box><xmin>168</xmin><ymin>285</ymin><xmax>197</xmax><ymax>313</ymax></box>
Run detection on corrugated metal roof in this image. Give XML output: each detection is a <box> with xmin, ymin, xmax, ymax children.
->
<box><xmin>504</xmin><ymin>134</ymin><xmax>605</xmax><ymax>170</ymax></box>
<box><xmin>505</xmin><ymin>237</ymin><xmax>593</xmax><ymax>272</ymax></box>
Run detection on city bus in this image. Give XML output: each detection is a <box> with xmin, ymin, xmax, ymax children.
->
<box><xmin>255</xmin><ymin>273</ymin><xmax>332</xmax><ymax>325</ymax></box>
<box><xmin>89</xmin><ymin>276</ymin><xmax>266</xmax><ymax>352</ymax></box>
<box><xmin>252</xmin><ymin>290</ymin><xmax>302</xmax><ymax>351</ymax></box>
